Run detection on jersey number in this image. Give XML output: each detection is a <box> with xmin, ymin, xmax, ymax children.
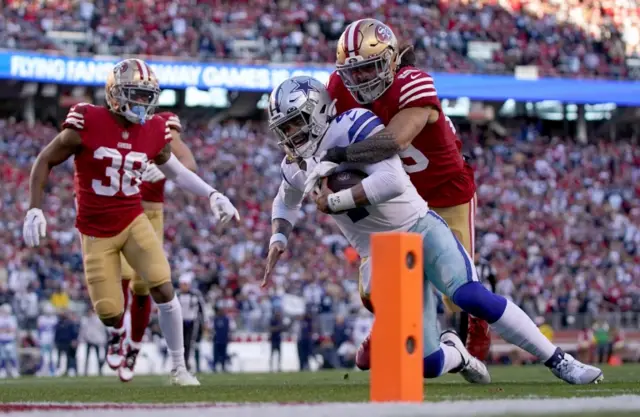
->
<box><xmin>92</xmin><ymin>146</ymin><xmax>148</xmax><ymax>197</ymax></box>
<box><xmin>398</xmin><ymin>116</ymin><xmax>456</xmax><ymax>174</ymax></box>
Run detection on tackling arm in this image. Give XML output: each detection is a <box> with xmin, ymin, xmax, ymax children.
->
<box><xmin>323</xmin><ymin>106</ymin><xmax>437</xmax><ymax>164</ymax></box>
<box><xmin>29</xmin><ymin>128</ymin><xmax>82</xmax><ymax>209</ymax></box>
<box><xmin>326</xmin><ymin>157</ymin><xmax>406</xmax><ymax>213</ymax></box>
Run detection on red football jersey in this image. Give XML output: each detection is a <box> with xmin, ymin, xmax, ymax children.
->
<box><xmin>139</xmin><ymin>112</ymin><xmax>182</xmax><ymax>203</ymax></box>
<box><xmin>327</xmin><ymin>66</ymin><xmax>476</xmax><ymax>207</ymax></box>
<box><xmin>63</xmin><ymin>104</ymin><xmax>172</xmax><ymax>237</ymax></box>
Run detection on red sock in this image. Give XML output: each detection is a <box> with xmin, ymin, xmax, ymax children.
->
<box><xmin>116</xmin><ymin>279</ymin><xmax>131</xmax><ymax>329</ymax></box>
<box><xmin>130</xmin><ymin>293</ymin><xmax>152</xmax><ymax>343</ymax></box>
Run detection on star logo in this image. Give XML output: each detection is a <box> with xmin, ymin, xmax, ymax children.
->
<box><xmin>290</xmin><ymin>79</ymin><xmax>318</xmax><ymax>99</ymax></box>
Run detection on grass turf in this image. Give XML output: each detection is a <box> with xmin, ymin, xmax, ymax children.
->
<box><xmin>0</xmin><ymin>364</ymin><xmax>638</xmax><ymax>404</ymax></box>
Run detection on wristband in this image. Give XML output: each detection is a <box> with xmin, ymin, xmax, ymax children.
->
<box><xmin>270</xmin><ymin>233</ymin><xmax>288</xmax><ymax>247</ymax></box>
<box><xmin>327</xmin><ymin>189</ymin><xmax>356</xmax><ymax>213</ymax></box>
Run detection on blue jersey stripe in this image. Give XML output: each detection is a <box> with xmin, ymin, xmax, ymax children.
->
<box><xmin>352</xmin><ymin>117</ymin><xmax>383</xmax><ymax>143</ymax></box>
<box><xmin>347</xmin><ymin>112</ymin><xmax>375</xmax><ymax>143</ymax></box>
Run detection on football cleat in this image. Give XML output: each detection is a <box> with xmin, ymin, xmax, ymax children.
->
<box><xmin>355</xmin><ymin>332</ymin><xmax>371</xmax><ymax>371</ymax></box>
<box><xmin>170</xmin><ymin>366</ymin><xmax>200</xmax><ymax>386</ymax></box>
<box><xmin>466</xmin><ymin>315</ymin><xmax>491</xmax><ymax>361</ymax></box>
<box><xmin>547</xmin><ymin>348</ymin><xmax>604</xmax><ymax>385</ymax></box>
<box><xmin>118</xmin><ymin>344</ymin><xmax>140</xmax><ymax>383</ymax></box>
<box><xmin>106</xmin><ymin>330</ymin><xmax>125</xmax><ymax>370</ymax></box>
<box><xmin>441</xmin><ymin>330</ymin><xmax>491</xmax><ymax>384</ymax></box>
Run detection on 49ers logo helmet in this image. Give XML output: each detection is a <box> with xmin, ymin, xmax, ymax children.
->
<box><xmin>105</xmin><ymin>59</ymin><xmax>160</xmax><ymax>124</ymax></box>
<box><xmin>336</xmin><ymin>19</ymin><xmax>399</xmax><ymax>104</ymax></box>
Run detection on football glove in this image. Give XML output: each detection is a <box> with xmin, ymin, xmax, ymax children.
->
<box><xmin>142</xmin><ymin>162</ymin><xmax>166</xmax><ymax>183</ymax></box>
<box><xmin>209</xmin><ymin>192</ymin><xmax>240</xmax><ymax>225</ymax></box>
<box><xmin>23</xmin><ymin>208</ymin><xmax>47</xmax><ymax>247</ymax></box>
<box><xmin>303</xmin><ymin>161</ymin><xmax>339</xmax><ymax>196</ymax></box>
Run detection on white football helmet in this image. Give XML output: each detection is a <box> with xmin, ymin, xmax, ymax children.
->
<box><xmin>267</xmin><ymin>76</ymin><xmax>335</xmax><ymax>159</ymax></box>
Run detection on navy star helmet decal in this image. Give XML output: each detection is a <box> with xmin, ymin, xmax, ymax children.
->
<box><xmin>290</xmin><ymin>79</ymin><xmax>318</xmax><ymax>99</ymax></box>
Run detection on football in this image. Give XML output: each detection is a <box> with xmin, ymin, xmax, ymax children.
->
<box><xmin>325</xmin><ymin>169</ymin><xmax>368</xmax><ymax>192</ymax></box>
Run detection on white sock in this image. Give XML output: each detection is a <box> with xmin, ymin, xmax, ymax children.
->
<box><xmin>440</xmin><ymin>343</ymin><xmax>464</xmax><ymax>375</ymax></box>
<box><xmin>491</xmin><ymin>300</ymin><xmax>557</xmax><ymax>361</ymax></box>
<box><xmin>107</xmin><ymin>326</ymin><xmax>125</xmax><ymax>336</ymax></box>
<box><xmin>156</xmin><ymin>295</ymin><xmax>186</xmax><ymax>370</ymax></box>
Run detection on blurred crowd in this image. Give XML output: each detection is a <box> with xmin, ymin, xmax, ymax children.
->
<box><xmin>1</xmin><ymin>115</ymin><xmax>639</xmax><ymax>339</ymax></box>
<box><xmin>1</xmin><ymin>0</ymin><xmax>640</xmax><ymax>79</ymax></box>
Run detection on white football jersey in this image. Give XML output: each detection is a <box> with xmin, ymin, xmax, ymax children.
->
<box><xmin>0</xmin><ymin>315</ymin><xmax>17</xmax><ymax>343</ymax></box>
<box><xmin>276</xmin><ymin>108</ymin><xmax>428</xmax><ymax>257</ymax></box>
<box><xmin>37</xmin><ymin>314</ymin><xmax>58</xmax><ymax>346</ymax></box>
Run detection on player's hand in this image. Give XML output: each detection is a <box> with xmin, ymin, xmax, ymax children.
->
<box><xmin>262</xmin><ymin>241</ymin><xmax>285</xmax><ymax>288</ymax></box>
<box><xmin>142</xmin><ymin>162</ymin><xmax>165</xmax><ymax>183</ymax></box>
<box><xmin>303</xmin><ymin>161</ymin><xmax>339</xmax><ymax>196</ymax></box>
<box><xmin>209</xmin><ymin>192</ymin><xmax>240</xmax><ymax>225</ymax></box>
<box><xmin>310</xmin><ymin>178</ymin><xmax>333</xmax><ymax>214</ymax></box>
<box><xmin>23</xmin><ymin>208</ymin><xmax>47</xmax><ymax>247</ymax></box>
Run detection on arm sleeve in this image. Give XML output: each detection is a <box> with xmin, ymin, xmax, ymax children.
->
<box><xmin>359</xmin><ymin>156</ymin><xmax>407</xmax><ymax>205</ymax></box>
<box><xmin>156</xmin><ymin>153</ymin><xmax>215</xmax><ymax>197</ymax></box>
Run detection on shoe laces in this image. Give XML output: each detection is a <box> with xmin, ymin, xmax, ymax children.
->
<box><xmin>108</xmin><ymin>333</ymin><xmax>122</xmax><ymax>350</ymax></box>
<box><xmin>124</xmin><ymin>348</ymin><xmax>139</xmax><ymax>369</ymax></box>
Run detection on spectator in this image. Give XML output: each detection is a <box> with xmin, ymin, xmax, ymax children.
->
<box><xmin>54</xmin><ymin>311</ymin><xmax>79</xmax><ymax>377</ymax></box>
<box><xmin>79</xmin><ymin>310</ymin><xmax>106</xmax><ymax>376</ymax></box>
<box><xmin>211</xmin><ymin>306</ymin><xmax>231</xmax><ymax>373</ymax></box>
<box><xmin>269</xmin><ymin>309</ymin><xmax>286</xmax><ymax>372</ymax></box>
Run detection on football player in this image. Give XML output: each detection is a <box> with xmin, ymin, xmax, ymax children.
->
<box><xmin>271</xmin><ymin>76</ymin><xmax>603</xmax><ymax>385</ymax></box>
<box><xmin>0</xmin><ymin>304</ymin><xmax>18</xmax><ymax>378</ymax></box>
<box><xmin>113</xmin><ymin>112</ymin><xmax>196</xmax><ymax>383</ymax></box>
<box><xmin>22</xmin><ymin>58</ymin><xmax>239</xmax><ymax>386</ymax></box>
<box><xmin>303</xmin><ymin>18</ymin><xmax>490</xmax><ymax>361</ymax></box>
<box><xmin>264</xmin><ymin>75</ymin><xmax>491</xmax><ymax>384</ymax></box>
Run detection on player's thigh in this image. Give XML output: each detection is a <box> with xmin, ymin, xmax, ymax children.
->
<box><xmin>422</xmin><ymin>282</ymin><xmax>442</xmax><ymax>357</ymax></box>
<box><xmin>129</xmin><ymin>208</ymin><xmax>163</xmax><ymax>296</ymax></box>
<box><xmin>121</xmin><ymin>214</ymin><xmax>170</xmax><ymax>289</ymax></box>
<box><xmin>120</xmin><ymin>252</ymin><xmax>135</xmax><ymax>281</ymax></box>
<box><xmin>431</xmin><ymin>196</ymin><xmax>475</xmax><ymax>260</ymax></box>
<box><xmin>80</xmin><ymin>233</ymin><xmax>125</xmax><ymax>319</ymax></box>
<box><xmin>411</xmin><ymin>211</ymin><xmax>478</xmax><ymax>298</ymax></box>
<box><xmin>358</xmin><ymin>257</ymin><xmax>375</xmax><ymax>313</ymax></box>
<box><xmin>145</xmin><ymin>208</ymin><xmax>164</xmax><ymax>243</ymax></box>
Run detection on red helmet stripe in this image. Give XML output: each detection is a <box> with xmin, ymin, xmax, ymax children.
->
<box><xmin>352</xmin><ymin>20</ymin><xmax>363</xmax><ymax>57</ymax></box>
<box><xmin>342</xmin><ymin>23</ymin><xmax>352</xmax><ymax>58</ymax></box>
<box><xmin>133</xmin><ymin>59</ymin><xmax>147</xmax><ymax>81</ymax></box>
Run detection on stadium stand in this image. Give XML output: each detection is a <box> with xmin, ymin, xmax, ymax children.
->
<box><xmin>1</xmin><ymin>0</ymin><xmax>640</xmax><ymax>78</ymax></box>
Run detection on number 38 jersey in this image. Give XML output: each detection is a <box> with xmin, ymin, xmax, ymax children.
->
<box><xmin>63</xmin><ymin>104</ymin><xmax>172</xmax><ymax>237</ymax></box>
<box><xmin>276</xmin><ymin>108</ymin><xmax>428</xmax><ymax>257</ymax></box>
<box><xmin>327</xmin><ymin>66</ymin><xmax>476</xmax><ymax>208</ymax></box>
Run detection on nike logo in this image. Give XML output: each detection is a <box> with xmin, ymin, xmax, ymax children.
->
<box><xmin>410</xmin><ymin>73</ymin><xmax>421</xmax><ymax>80</ymax></box>
<box><xmin>348</xmin><ymin>112</ymin><xmax>358</xmax><ymax>121</ymax></box>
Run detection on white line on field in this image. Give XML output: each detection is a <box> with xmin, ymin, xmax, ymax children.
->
<box><xmin>3</xmin><ymin>396</ymin><xmax>640</xmax><ymax>417</ymax></box>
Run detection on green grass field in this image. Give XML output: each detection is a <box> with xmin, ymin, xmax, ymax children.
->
<box><xmin>0</xmin><ymin>364</ymin><xmax>638</xmax><ymax>403</ymax></box>
<box><xmin>0</xmin><ymin>365</ymin><xmax>640</xmax><ymax>417</ymax></box>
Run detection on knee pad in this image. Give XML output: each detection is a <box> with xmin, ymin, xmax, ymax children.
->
<box><xmin>93</xmin><ymin>298</ymin><xmax>123</xmax><ymax>321</ymax></box>
<box><xmin>452</xmin><ymin>282</ymin><xmax>506</xmax><ymax>324</ymax></box>
<box><xmin>130</xmin><ymin>278</ymin><xmax>150</xmax><ymax>296</ymax></box>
